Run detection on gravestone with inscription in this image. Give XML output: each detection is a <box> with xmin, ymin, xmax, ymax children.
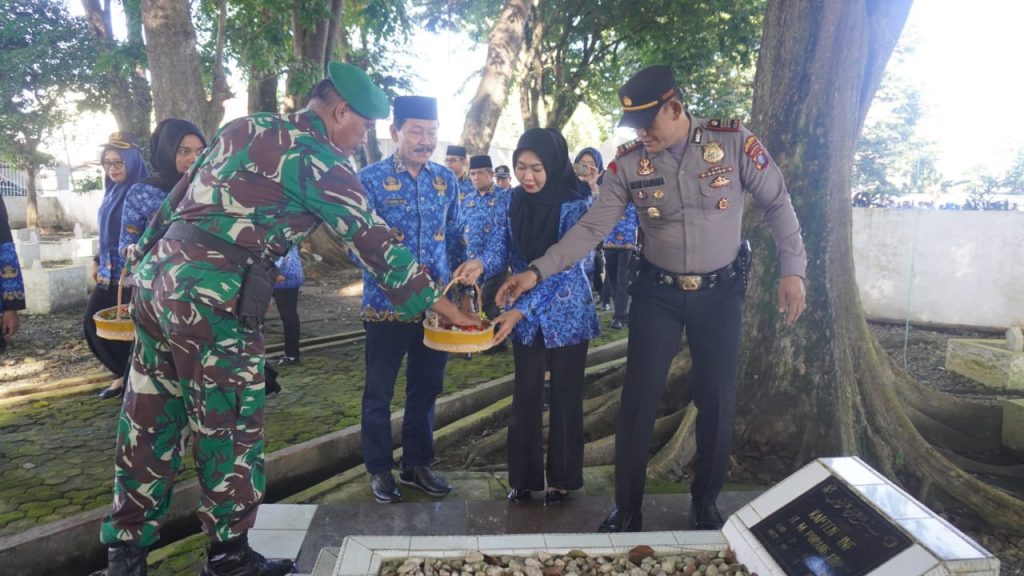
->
<box><xmin>722</xmin><ymin>456</ymin><xmax>999</xmax><ymax>576</ymax></box>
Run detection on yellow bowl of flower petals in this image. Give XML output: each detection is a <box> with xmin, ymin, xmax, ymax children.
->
<box><xmin>422</xmin><ymin>280</ymin><xmax>494</xmax><ymax>353</ymax></box>
<box><xmin>93</xmin><ymin>270</ymin><xmax>135</xmax><ymax>341</ymax></box>
<box><xmin>94</xmin><ymin>304</ymin><xmax>135</xmax><ymax>341</ymax></box>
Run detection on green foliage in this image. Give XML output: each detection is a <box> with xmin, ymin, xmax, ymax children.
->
<box><xmin>852</xmin><ymin>45</ymin><xmax>941</xmax><ymax>206</ymax></box>
<box><xmin>421</xmin><ymin>0</ymin><xmax>763</xmax><ymax>132</ymax></box>
<box><xmin>0</xmin><ymin>0</ymin><xmax>98</xmax><ymax>171</ymax></box>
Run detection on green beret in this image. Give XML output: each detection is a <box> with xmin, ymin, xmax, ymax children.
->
<box><xmin>327</xmin><ymin>62</ymin><xmax>390</xmax><ymax>120</ymax></box>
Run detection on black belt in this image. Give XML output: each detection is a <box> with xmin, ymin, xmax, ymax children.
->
<box><xmin>640</xmin><ymin>258</ymin><xmax>740</xmax><ymax>291</ymax></box>
<box><xmin>163</xmin><ymin>221</ymin><xmax>276</xmax><ymax>272</ymax></box>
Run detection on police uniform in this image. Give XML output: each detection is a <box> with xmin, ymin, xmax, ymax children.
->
<box><xmin>459</xmin><ymin>155</ymin><xmax>511</xmax><ymax>319</ymax></box>
<box><xmin>101</xmin><ymin>64</ymin><xmax>437</xmax><ymax>574</ymax></box>
<box><xmin>526</xmin><ymin>65</ymin><xmax>806</xmax><ymax>531</ymax></box>
<box><xmin>357</xmin><ymin>98</ymin><xmax>491</xmax><ymax>491</ymax></box>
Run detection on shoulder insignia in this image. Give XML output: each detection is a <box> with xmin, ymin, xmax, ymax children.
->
<box><xmin>744</xmin><ymin>135</ymin><xmax>769</xmax><ymax>170</ymax></box>
<box><xmin>608</xmin><ymin>160</ymin><xmax>619</xmax><ymax>175</ymax></box>
<box><xmin>706</xmin><ymin>118</ymin><xmax>741</xmax><ymax>132</ymax></box>
<box><xmin>616</xmin><ymin>139</ymin><xmax>643</xmax><ymax>158</ymax></box>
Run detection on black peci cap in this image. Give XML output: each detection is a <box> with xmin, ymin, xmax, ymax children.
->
<box><xmin>469</xmin><ymin>155</ymin><xmax>492</xmax><ymax>169</ymax></box>
<box><xmin>446</xmin><ymin>145</ymin><xmax>467</xmax><ymax>157</ymax></box>
<box><xmin>393</xmin><ymin>96</ymin><xmax>438</xmax><ymax>125</ymax></box>
<box><xmin>617</xmin><ymin>65</ymin><xmax>679</xmax><ymax>129</ymax></box>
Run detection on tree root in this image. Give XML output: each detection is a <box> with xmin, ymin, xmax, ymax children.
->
<box><xmin>584</xmin><ymin>408</ymin><xmax>686</xmax><ymax>468</ymax></box>
<box><xmin>648</xmin><ymin>404</ymin><xmax>699</xmax><ymax>481</ymax></box>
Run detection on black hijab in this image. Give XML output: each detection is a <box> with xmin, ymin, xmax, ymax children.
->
<box><xmin>510</xmin><ymin>128</ymin><xmax>580</xmax><ymax>263</ymax></box>
<box><xmin>142</xmin><ymin>118</ymin><xmax>206</xmax><ymax>192</ymax></box>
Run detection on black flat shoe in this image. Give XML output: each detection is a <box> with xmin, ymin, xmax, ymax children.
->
<box><xmin>97</xmin><ymin>386</ymin><xmax>124</xmax><ymax>399</ymax></box>
<box><xmin>544</xmin><ymin>490</ymin><xmax>569</xmax><ymax>505</ymax></box>
<box><xmin>507</xmin><ymin>488</ymin><xmax>532</xmax><ymax>504</ymax></box>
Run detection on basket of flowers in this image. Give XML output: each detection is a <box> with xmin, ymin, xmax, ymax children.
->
<box><xmin>422</xmin><ymin>280</ymin><xmax>494</xmax><ymax>353</ymax></box>
<box><xmin>93</xmin><ymin>269</ymin><xmax>135</xmax><ymax>341</ymax></box>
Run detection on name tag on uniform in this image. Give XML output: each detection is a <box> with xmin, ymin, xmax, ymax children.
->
<box><xmin>629</xmin><ymin>177</ymin><xmax>666</xmax><ymax>190</ymax></box>
<box><xmin>384</xmin><ymin>198</ymin><xmax>407</xmax><ymax>206</ymax></box>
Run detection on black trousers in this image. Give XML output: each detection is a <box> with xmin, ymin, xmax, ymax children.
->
<box><xmin>614</xmin><ymin>267</ymin><xmax>744</xmax><ymax>514</ymax></box>
<box><xmin>600</xmin><ymin>248</ymin><xmax>632</xmax><ymax>323</ymax></box>
<box><xmin>361</xmin><ymin>321</ymin><xmax>448</xmax><ymax>473</ymax></box>
<box><xmin>507</xmin><ymin>334</ymin><xmax>589</xmax><ymax>491</ymax></box>
<box><xmin>273</xmin><ymin>287</ymin><xmax>301</xmax><ymax>358</ymax></box>
<box><xmin>83</xmin><ymin>282</ymin><xmax>133</xmax><ymax>378</ymax></box>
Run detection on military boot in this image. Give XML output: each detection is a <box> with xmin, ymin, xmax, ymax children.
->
<box><xmin>200</xmin><ymin>534</ymin><xmax>295</xmax><ymax>576</ymax></box>
<box><xmin>106</xmin><ymin>542</ymin><xmax>148</xmax><ymax>576</ymax></box>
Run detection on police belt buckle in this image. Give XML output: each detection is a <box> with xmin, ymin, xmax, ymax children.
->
<box><xmin>678</xmin><ymin>275</ymin><xmax>702</xmax><ymax>290</ymax></box>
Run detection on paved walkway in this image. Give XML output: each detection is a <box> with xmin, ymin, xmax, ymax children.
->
<box><xmin>0</xmin><ymin>318</ymin><xmax>628</xmax><ymax>536</ymax></box>
<box><xmin>142</xmin><ymin>466</ymin><xmax>761</xmax><ymax>576</ymax></box>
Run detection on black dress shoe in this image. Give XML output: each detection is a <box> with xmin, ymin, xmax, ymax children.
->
<box><xmin>398</xmin><ymin>465</ymin><xmax>453</xmax><ymax>497</ymax></box>
<box><xmin>544</xmin><ymin>490</ymin><xmax>569</xmax><ymax>505</ymax></box>
<box><xmin>690</xmin><ymin>496</ymin><xmax>724</xmax><ymax>530</ymax></box>
<box><xmin>275</xmin><ymin>356</ymin><xmax>299</xmax><ymax>366</ymax></box>
<box><xmin>369</xmin><ymin>471</ymin><xmax>402</xmax><ymax>503</ymax></box>
<box><xmin>97</xmin><ymin>386</ymin><xmax>124</xmax><ymax>399</ymax></box>
<box><xmin>597</xmin><ymin>507</ymin><xmax>642</xmax><ymax>532</ymax></box>
<box><xmin>201</xmin><ymin>536</ymin><xmax>294</xmax><ymax>576</ymax></box>
<box><xmin>106</xmin><ymin>542</ymin><xmax>148</xmax><ymax>576</ymax></box>
<box><xmin>507</xmin><ymin>488</ymin><xmax>532</xmax><ymax>504</ymax></box>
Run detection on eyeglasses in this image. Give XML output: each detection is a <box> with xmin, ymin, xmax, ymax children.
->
<box><xmin>102</xmin><ymin>160</ymin><xmax>125</xmax><ymax>170</ymax></box>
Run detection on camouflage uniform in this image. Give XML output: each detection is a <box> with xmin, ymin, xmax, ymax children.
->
<box><xmin>100</xmin><ymin>109</ymin><xmax>441</xmax><ymax>548</ymax></box>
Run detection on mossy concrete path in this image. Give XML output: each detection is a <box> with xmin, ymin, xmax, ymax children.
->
<box><xmin>0</xmin><ymin>323</ymin><xmax>629</xmax><ymax>537</ymax></box>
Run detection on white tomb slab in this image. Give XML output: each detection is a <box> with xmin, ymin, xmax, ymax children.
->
<box><xmin>722</xmin><ymin>456</ymin><xmax>999</xmax><ymax>576</ymax></box>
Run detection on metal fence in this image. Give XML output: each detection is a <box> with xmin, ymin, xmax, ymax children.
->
<box><xmin>0</xmin><ymin>164</ymin><xmax>28</xmax><ymax>197</ymax></box>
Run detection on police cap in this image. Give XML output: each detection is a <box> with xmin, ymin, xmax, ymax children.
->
<box><xmin>327</xmin><ymin>62</ymin><xmax>390</xmax><ymax>120</ymax></box>
<box><xmin>617</xmin><ymin>65</ymin><xmax>680</xmax><ymax>129</ymax></box>
<box><xmin>495</xmin><ymin>165</ymin><xmax>511</xmax><ymax>177</ymax></box>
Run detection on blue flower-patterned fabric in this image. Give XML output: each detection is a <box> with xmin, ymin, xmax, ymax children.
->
<box><xmin>356</xmin><ymin>156</ymin><xmax>468</xmax><ymax>322</ymax></box>
<box><xmin>458</xmin><ymin>185</ymin><xmax>511</xmax><ymax>281</ymax></box>
<box><xmin>0</xmin><ymin>242</ymin><xmax>25</xmax><ymax>312</ymax></box>
<box><xmin>118</xmin><ymin>181</ymin><xmax>169</xmax><ymax>256</ymax></box>
<box><xmin>496</xmin><ymin>193</ymin><xmax>599</xmax><ymax>348</ymax></box>
<box><xmin>602</xmin><ymin>202</ymin><xmax>639</xmax><ymax>249</ymax></box>
<box><xmin>275</xmin><ymin>245</ymin><xmax>304</xmax><ymax>289</ymax></box>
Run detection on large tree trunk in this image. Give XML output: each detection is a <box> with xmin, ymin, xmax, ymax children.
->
<box><xmin>459</xmin><ymin>0</ymin><xmax>533</xmax><ymax>155</ymax></box>
<box><xmin>25</xmin><ymin>166</ymin><xmax>39</xmax><ymax>230</ymax></box>
<box><xmin>248</xmin><ymin>71</ymin><xmax>279</xmax><ymax>114</ymax></box>
<box><xmin>80</xmin><ymin>0</ymin><xmax>152</xmax><ymax>140</ymax></box>
<box><xmin>140</xmin><ymin>0</ymin><xmax>230</xmax><ymax>138</ymax></box>
<box><xmin>518</xmin><ymin>15</ymin><xmax>544</xmax><ymax>131</ymax></box>
<box><xmin>288</xmin><ymin>0</ymin><xmax>344</xmax><ymax>110</ymax></box>
<box><xmin>728</xmin><ymin>0</ymin><xmax>1024</xmax><ymax>533</ymax></box>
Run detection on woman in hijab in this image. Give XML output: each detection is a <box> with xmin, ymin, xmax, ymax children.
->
<box><xmin>94</xmin><ymin>119</ymin><xmax>206</xmax><ymax>400</ymax></box>
<box><xmin>574</xmin><ymin>146</ymin><xmax>606</xmax><ymax>300</ymax></box>
<box><xmin>118</xmin><ymin>118</ymin><xmax>206</xmax><ymax>255</ymax></box>
<box><xmin>491</xmin><ymin>128</ymin><xmax>600</xmax><ymax>506</ymax></box>
<box><xmin>88</xmin><ymin>132</ymin><xmax>148</xmax><ymax>399</ymax></box>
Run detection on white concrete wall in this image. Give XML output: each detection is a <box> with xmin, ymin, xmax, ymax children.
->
<box><xmin>852</xmin><ymin>208</ymin><xmax>1024</xmax><ymax>329</ymax></box>
<box><xmin>2</xmin><ymin>190</ymin><xmax>103</xmax><ymax>233</ymax></box>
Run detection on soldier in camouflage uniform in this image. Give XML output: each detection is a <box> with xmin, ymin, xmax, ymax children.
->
<box><xmin>100</xmin><ymin>64</ymin><xmax>479</xmax><ymax>576</ymax></box>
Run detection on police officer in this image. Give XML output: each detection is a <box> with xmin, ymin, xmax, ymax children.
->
<box><xmin>101</xmin><ymin>64</ymin><xmax>478</xmax><ymax>576</ymax></box>
<box><xmin>357</xmin><ymin>97</ymin><xmax>499</xmax><ymax>504</ymax></box>
<box><xmin>496</xmin><ymin>65</ymin><xmax>807</xmax><ymax>532</ymax></box>
<box><xmin>493</xmin><ymin>162</ymin><xmax>512</xmax><ymax>187</ymax></box>
<box><xmin>495</xmin><ymin>164</ymin><xmax>512</xmax><ymax>189</ymax></box>
<box><xmin>460</xmin><ymin>155</ymin><xmax>511</xmax><ymax>324</ymax></box>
